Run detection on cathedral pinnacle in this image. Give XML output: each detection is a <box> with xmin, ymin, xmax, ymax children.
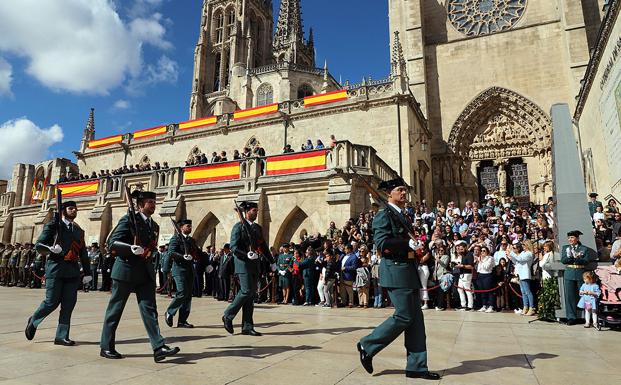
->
<box><xmin>273</xmin><ymin>0</ymin><xmax>314</xmax><ymax>66</ymax></box>
<box><xmin>390</xmin><ymin>31</ymin><xmax>407</xmax><ymax>79</ymax></box>
<box><xmin>84</xmin><ymin>108</ymin><xmax>95</xmax><ymax>140</ymax></box>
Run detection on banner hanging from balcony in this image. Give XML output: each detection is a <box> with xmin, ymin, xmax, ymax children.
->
<box><xmin>179</xmin><ymin>116</ymin><xmax>217</xmax><ymax>131</ymax></box>
<box><xmin>266</xmin><ymin>150</ymin><xmax>328</xmax><ymax>176</ymax></box>
<box><xmin>133</xmin><ymin>125</ymin><xmax>167</xmax><ymax>140</ymax></box>
<box><xmin>233</xmin><ymin>103</ymin><xmax>279</xmax><ymax>120</ymax></box>
<box><xmin>57</xmin><ymin>180</ymin><xmax>99</xmax><ymax>197</ymax></box>
<box><xmin>304</xmin><ymin>90</ymin><xmax>348</xmax><ymax>107</ymax></box>
<box><xmin>88</xmin><ymin>135</ymin><xmax>123</xmax><ymax>149</ymax></box>
<box><xmin>184</xmin><ymin>161</ymin><xmax>241</xmax><ymax>184</ymax></box>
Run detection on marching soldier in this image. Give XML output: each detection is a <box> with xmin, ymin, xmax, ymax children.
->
<box><xmin>222</xmin><ymin>201</ymin><xmax>266</xmax><ymax>336</ymax></box>
<box><xmin>560</xmin><ymin>230</ymin><xmax>594</xmax><ymax>325</ymax></box>
<box><xmin>25</xmin><ymin>201</ymin><xmax>92</xmax><ymax>346</ymax></box>
<box><xmin>357</xmin><ymin>178</ymin><xmax>440</xmax><ymax>380</ymax></box>
<box><xmin>165</xmin><ymin>219</ymin><xmax>198</xmax><ymax>328</ymax></box>
<box><xmin>100</xmin><ymin>190</ymin><xmax>179</xmax><ymax>362</ymax></box>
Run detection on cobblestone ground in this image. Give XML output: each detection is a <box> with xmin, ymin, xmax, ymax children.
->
<box><xmin>0</xmin><ymin>288</ymin><xmax>619</xmax><ymax>385</ymax></box>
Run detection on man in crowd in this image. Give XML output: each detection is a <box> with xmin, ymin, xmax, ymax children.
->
<box><xmin>25</xmin><ymin>201</ymin><xmax>92</xmax><ymax>346</ymax></box>
<box><xmin>100</xmin><ymin>190</ymin><xmax>179</xmax><ymax>362</ymax></box>
<box><xmin>588</xmin><ymin>193</ymin><xmax>603</xmax><ymax>218</ymax></box>
<box><xmin>357</xmin><ymin>178</ymin><xmax>440</xmax><ymax>380</ymax></box>
<box><xmin>99</xmin><ymin>245</ymin><xmax>113</xmax><ymax>292</ymax></box>
<box><xmin>218</xmin><ymin>244</ymin><xmax>233</xmax><ymax>301</ymax></box>
<box><xmin>165</xmin><ymin>219</ymin><xmax>198</xmax><ymax>328</ymax></box>
<box><xmin>89</xmin><ymin>243</ymin><xmax>101</xmax><ymax>290</ymax></box>
<box><xmin>339</xmin><ymin>244</ymin><xmax>358</xmax><ymax>308</ymax></box>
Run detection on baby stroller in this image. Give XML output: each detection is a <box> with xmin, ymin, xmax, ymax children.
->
<box><xmin>595</xmin><ymin>265</ymin><xmax>621</xmax><ymax>331</ymax></box>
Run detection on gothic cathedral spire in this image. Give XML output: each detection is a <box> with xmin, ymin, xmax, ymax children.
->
<box><xmin>273</xmin><ymin>0</ymin><xmax>315</xmax><ymax>67</ymax></box>
<box><xmin>80</xmin><ymin>108</ymin><xmax>95</xmax><ymax>152</ymax></box>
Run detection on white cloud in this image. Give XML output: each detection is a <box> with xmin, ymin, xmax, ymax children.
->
<box><xmin>0</xmin><ymin>0</ymin><xmax>175</xmax><ymax>95</ymax></box>
<box><xmin>0</xmin><ymin>118</ymin><xmax>64</xmax><ymax>179</ymax></box>
<box><xmin>0</xmin><ymin>57</ymin><xmax>12</xmax><ymax>97</ymax></box>
<box><xmin>127</xmin><ymin>55</ymin><xmax>178</xmax><ymax>95</ymax></box>
<box><xmin>113</xmin><ymin>99</ymin><xmax>131</xmax><ymax>110</ymax></box>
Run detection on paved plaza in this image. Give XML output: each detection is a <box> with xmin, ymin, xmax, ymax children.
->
<box><xmin>0</xmin><ymin>288</ymin><xmax>619</xmax><ymax>385</ymax></box>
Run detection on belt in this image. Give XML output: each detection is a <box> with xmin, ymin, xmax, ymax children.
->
<box><xmin>567</xmin><ymin>264</ymin><xmax>585</xmax><ymax>269</ymax></box>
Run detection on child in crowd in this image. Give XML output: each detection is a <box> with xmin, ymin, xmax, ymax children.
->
<box><xmin>355</xmin><ymin>257</ymin><xmax>371</xmax><ymax>308</ymax></box>
<box><xmin>578</xmin><ymin>271</ymin><xmax>601</xmax><ymax>328</ymax></box>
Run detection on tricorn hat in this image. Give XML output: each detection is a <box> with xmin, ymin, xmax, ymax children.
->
<box><xmin>281</xmin><ymin>243</ymin><xmax>290</xmax><ymax>248</ymax></box>
<box><xmin>378</xmin><ymin>177</ymin><xmax>407</xmax><ymax>192</ymax></box>
<box><xmin>238</xmin><ymin>201</ymin><xmax>258</xmax><ymax>210</ymax></box>
<box><xmin>131</xmin><ymin>190</ymin><xmax>156</xmax><ymax>200</ymax></box>
<box><xmin>178</xmin><ymin>219</ymin><xmax>192</xmax><ymax>226</ymax></box>
<box><xmin>567</xmin><ymin>230</ymin><xmax>583</xmax><ymax>237</ymax></box>
<box><xmin>61</xmin><ymin>201</ymin><xmax>77</xmax><ymax>210</ymax></box>
<box><xmin>589</xmin><ymin>192</ymin><xmax>598</xmax><ymax>198</ymax></box>
<box><xmin>223</xmin><ymin>243</ymin><xmax>231</xmax><ymax>249</ymax></box>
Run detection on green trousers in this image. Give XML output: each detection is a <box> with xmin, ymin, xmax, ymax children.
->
<box><xmin>563</xmin><ymin>278</ymin><xmax>581</xmax><ymax>321</ymax></box>
<box><xmin>31</xmin><ymin>276</ymin><xmax>80</xmax><ymax>340</ymax></box>
<box><xmin>360</xmin><ymin>288</ymin><xmax>428</xmax><ymax>372</ymax></box>
<box><xmin>166</xmin><ymin>273</ymin><xmax>193</xmax><ymax>323</ymax></box>
<box><xmin>224</xmin><ymin>273</ymin><xmax>257</xmax><ymax>332</ymax></box>
<box><xmin>100</xmin><ymin>279</ymin><xmax>165</xmax><ymax>351</ymax></box>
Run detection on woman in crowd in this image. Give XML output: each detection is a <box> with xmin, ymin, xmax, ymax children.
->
<box><xmin>475</xmin><ymin>245</ymin><xmax>495</xmax><ymax>313</ymax></box>
<box><xmin>431</xmin><ymin>242</ymin><xmax>451</xmax><ymax>311</ymax></box>
<box><xmin>493</xmin><ymin>257</ymin><xmax>509</xmax><ymax>311</ymax></box>
<box><xmin>508</xmin><ymin>242</ymin><xmax>535</xmax><ymax>316</ymax></box>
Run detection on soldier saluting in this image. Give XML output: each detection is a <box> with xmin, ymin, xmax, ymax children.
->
<box><xmin>165</xmin><ymin>219</ymin><xmax>198</xmax><ymax>328</ymax></box>
<box><xmin>222</xmin><ymin>201</ymin><xmax>266</xmax><ymax>336</ymax></box>
<box><xmin>25</xmin><ymin>200</ymin><xmax>92</xmax><ymax>346</ymax></box>
<box><xmin>356</xmin><ymin>177</ymin><xmax>440</xmax><ymax>380</ymax></box>
<box><xmin>99</xmin><ymin>189</ymin><xmax>179</xmax><ymax>362</ymax></box>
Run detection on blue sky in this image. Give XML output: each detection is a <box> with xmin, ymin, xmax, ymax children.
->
<box><xmin>0</xmin><ymin>0</ymin><xmax>389</xmax><ymax>179</ymax></box>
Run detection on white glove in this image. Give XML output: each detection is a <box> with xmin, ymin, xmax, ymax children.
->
<box><xmin>82</xmin><ymin>275</ymin><xmax>93</xmax><ymax>285</ymax></box>
<box><xmin>408</xmin><ymin>239</ymin><xmax>423</xmax><ymax>251</ymax></box>
<box><xmin>279</xmin><ymin>270</ymin><xmax>286</xmax><ymax>276</ymax></box>
<box><xmin>107</xmin><ymin>269</ymin><xmax>111</xmax><ymax>273</ymax></box>
<box><xmin>183</xmin><ymin>254</ymin><xmax>193</xmax><ymax>261</ymax></box>
<box><xmin>97</xmin><ymin>269</ymin><xmax>101</xmax><ymax>273</ymax></box>
<box><xmin>80</xmin><ymin>268</ymin><xmax>83</xmax><ymax>272</ymax></box>
<box><xmin>51</xmin><ymin>244</ymin><xmax>62</xmax><ymax>254</ymax></box>
<box><xmin>206</xmin><ymin>265</ymin><xmax>214</xmax><ymax>274</ymax></box>
<box><xmin>270</xmin><ymin>263</ymin><xmax>278</xmax><ymax>272</ymax></box>
<box><xmin>30</xmin><ymin>263</ymin><xmax>35</xmax><ymax>268</ymax></box>
<box><xmin>247</xmin><ymin>251</ymin><xmax>259</xmax><ymax>260</ymax></box>
<box><xmin>131</xmin><ymin>245</ymin><xmax>144</xmax><ymax>255</ymax></box>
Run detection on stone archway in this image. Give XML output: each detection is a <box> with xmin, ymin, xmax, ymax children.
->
<box><xmin>194</xmin><ymin>212</ymin><xmax>221</xmax><ymax>248</ymax></box>
<box><xmin>437</xmin><ymin>87</ymin><xmax>552</xmax><ymax>205</ymax></box>
<box><xmin>272</xmin><ymin>206</ymin><xmax>308</xmax><ymax>248</ymax></box>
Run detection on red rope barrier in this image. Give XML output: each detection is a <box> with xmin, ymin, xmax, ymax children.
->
<box><xmin>420</xmin><ymin>283</ymin><xmax>502</xmax><ymax>293</ymax></box>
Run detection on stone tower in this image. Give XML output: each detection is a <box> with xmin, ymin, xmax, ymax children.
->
<box><xmin>190</xmin><ymin>0</ymin><xmax>274</xmax><ymax>119</ymax></box>
<box><xmin>79</xmin><ymin>108</ymin><xmax>95</xmax><ymax>153</ymax></box>
<box><xmin>273</xmin><ymin>0</ymin><xmax>315</xmax><ymax>66</ymax></box>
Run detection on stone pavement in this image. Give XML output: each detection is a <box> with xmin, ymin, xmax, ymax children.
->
<box><xmin>0</xmin><ymin>288</ymin><xmax>619</xmax><ymax>385</ymax></box>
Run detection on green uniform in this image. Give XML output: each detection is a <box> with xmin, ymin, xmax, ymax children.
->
<box><xmin>9</xmin><ymin>248</ymin><xmax>20</xmax><ymax>285</ymax></box>
<box><xmin>223</xmin><ymin>221</ymin><xmax>266</xmax><ymax>332</ymax></box>
<box><xmin>100</xmin><ymin>214</ymin><xmax>166</xmax><ymax>351</ymax></box>
<box><xmin>560</xmin><ymin>242</ymin><xmax>593</xmax><ymax>321</ymax></box>
<box><xmin>299</xmin><ymin>256</ymin><xmax>317</xmax><ymax>304</ymax></box>
<box><xmin>31</xmin><ymin>220</ymin><xmax>91</xmax><ymax>340</ymax></box>
<box><xmin>588</xmin><ymin>200</ymin><xmax>603</xmax><ymax>218</ymax></box>
<box><xmin>359</xmin><ymin>206</ymin><xmax>427</xmax><ymax>373</ymax></box>
<box><xmin>18</xmin><ymin>248</ymin><xmax>34</xmax><ymax>287</ymax></box>
<box><xmin>277</xmin><ymin>253</ymin><xmax>293</xmax><ymax>289</ymax></box>
<box><xmin>0</xmin><ymin>247</ymin><xmax>10</xmax><ymax>285</ymax></box>
<box><xmin>166</xmin><ymin>233</ymin><xmax>198</xmax><ymax>323</ymax></box>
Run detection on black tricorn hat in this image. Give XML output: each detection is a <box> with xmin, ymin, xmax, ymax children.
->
<box><xmin>239</xmin><ymin>201</ymin><xmax>258</xmax><ymax>210</ymax></box>
<box><xmin>378</xmin><ymin>177</ymin><xmax>407</xmax><ymax>192</ymax></box>
<box><xmin>223</xmin><ymin>243</ymin><xmax>231</xmax><ymax>249</ymax></box>
<box><xmin>281</xmin><ymin>243</ymin><xmax>290</xmax><ymax>248</ymax></box>
<box><xmin>178</xmin><ymin>219</ymin><xmax>192</xmax><ymax>226</ymax></box>
<box><xmin>61</xmin><ymin>201</ymin><xmax>77</xmax><ymax>210</ymax></box>
<box><xmin>131</xmin><ymin>190</ymin><xmax>156</xmax><ymax>200</ymax></box>
<box><xmin>589</xmin><ymin>192</ymin><xmax>598</xmax><ymax>198</ymax></box>
<box><xmin>567</xmin><ymin>230</ymin><xmax>583</xmax><ymax>237</ymax></box>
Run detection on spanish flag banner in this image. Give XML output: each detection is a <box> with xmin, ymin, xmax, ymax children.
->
<box><xmin>88</xmin><ymin>135</ymin><xmax>123</xmax><ymax>149</ymax></box>
<box><xmin>133</xmin><ymin>125</ymin><xmax>167</xmax><ymax>140</ymax></box>
<box><xmin>266</xmin><ymin>150</ymin><xmax>328</xmax><ymax>176</ymax></box>
<box><xmin>58</xmin><ymin>180</ymin><xmax>99</xmax><ymax>197</ymax></box>
<box><xmin>179</xmin><ymin>116</ymin><xmax>218</xmax><ymax>131</ymax></box>
<box><xmin>184</xmin><ymin>161</ymin><xmax>241</xmax><ymax>184</ymax></box>
<box><xmin>233</xmin><ymin>103</ymin><xmax>279</xmax><ymax>120</ymax></box>
<box><xmin>304</xmin><ymin>90</ymin><xmax>348</xmax><ymax>107</ymax></box>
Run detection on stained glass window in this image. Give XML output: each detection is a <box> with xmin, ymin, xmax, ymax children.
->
<box><xmin>447</xmin><ymin>0</ymin><xmax>527</xmax><ymax>37</ymax></box>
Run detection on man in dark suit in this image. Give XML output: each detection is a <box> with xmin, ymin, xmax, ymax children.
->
<box><xmin>219</xmin><ymin>244</ymin><xmax>233</xmax><ymax>301</ymax></box>
<box><xmin>222</xmin><ymin>201</ymin><xmax>266</xmax><ymax>336</ymax></box>
<box><xmin>99</xmin><ymin>190</ymin><xmax>179</xmax><ymax>362</ymax></box>
<box><xmin>357</xmin><ymin>178</ymin><xmax>440</xmax><ymax>380</ymax></box>
<box><xmin>165</xmin><ymin>219</ymin><xmax>197</xmax><ymax>328</ymax></box>
<box><xmin>25</xmin><ymin>201</ymin><xmax>92</xmax><ymax>346</ymax></box>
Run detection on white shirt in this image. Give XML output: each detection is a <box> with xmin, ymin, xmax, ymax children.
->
<box><xmin>539</xmin><ymin>251</ymin><xmax>555</xmax><ymax>280</ymax></box>
<box><xmin>493</xmin><ymin>249</ymin><xmax>507</xmax><ymax>265</ymax></box>
<box><xmin>593</xmin><ymin>212</ymin><xmax>606</xmax><ymax>222</ymax></box>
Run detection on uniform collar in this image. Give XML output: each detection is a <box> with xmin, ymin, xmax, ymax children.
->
<box><xmin>62</xmin><ymin>217</ymin><xmax>73</xmax><ymax>227</ymax></box>
<box><xmin>388</xmin><ymin>202</ymin><xmax>402</xmax><ymax>214</ymax></box>
<box><xmin>139</xmin><ymin>212</ymin><xmax>150</xmax><ymax>222</ymax></box>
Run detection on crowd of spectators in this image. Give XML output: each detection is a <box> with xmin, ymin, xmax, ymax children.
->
<box><xmin>58</xmin><ymin>161</ymin><xmax>170</xmax><ymax>183</ymax></box>
<box><xmin>185</xmin><ymin>146</ymin><xmax>266</xmax><ymax>167</ymax></box>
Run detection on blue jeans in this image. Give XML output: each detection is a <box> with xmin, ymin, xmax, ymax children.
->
<box><xmin>373</xmin><ymin>282</ymin><xmax>383</xmax><ymax>308</ymax></box>
<box><xmin>519</xmin><ymin>279</ymin><xmax>534</xmax><ymax>309</ymax></box>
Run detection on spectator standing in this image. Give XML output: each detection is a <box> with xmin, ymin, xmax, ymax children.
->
<box><xmin>475</xmin><ymin>245</ymin><xmax>495</xmax><ymax>313</ymax></box>
<box><xmin>508</xmin><ymin>242</ymin><xmax>535</xmax><ymax>316</ymax></box>
<box><xmin>452</xmin><ymin>240</ymin><xmax>474</xmax><ymax>310</ymax></box>
<box><xmin>339</xmin><ymin>244</ymin><xmax>358</xmax><ymax>307</ymax></box>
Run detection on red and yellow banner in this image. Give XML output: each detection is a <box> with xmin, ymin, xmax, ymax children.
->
<box><xmin>88</xmin><ymin>135</ymin><xmax>123</xmax><ymax>149</ymax></box>
<box><xmin>179</xmin><ymin>116</ymin><xmax>217</xmax><ymax>131</ymax></box>
<box><xmin>304</xmin><ymin>90</ymin><xmax>348</xmax><ymax>107</ymax></box>
<box><xmin>133</xmin><ymin>125</ymin><xmax>167</xmax><ymax>140</ymax></box>
<box><xmin>57</xmin><ymin>180</ymin><xmax>99</xmax><ymax>197</ymax></box>
<box><xmin>266</xmin><ymin>150</ymin><xmax>327</xmax><ymax>176</ymax></box>
<box><xmin>233</xmin><ymin>103</ymin><xmax>279</xmax><ymax>120</ymax></box>
<box><xmin>184</xmin><ymin>162</ymin><xmax>241</xmax><ymax>184</ymax></box>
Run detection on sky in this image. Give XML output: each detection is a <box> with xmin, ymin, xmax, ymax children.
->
<box><xmin>0</xmin><ymin>0</ymin><xmax>390</xmax><ymax>180</ymax></box>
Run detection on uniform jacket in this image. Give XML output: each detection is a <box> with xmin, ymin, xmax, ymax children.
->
<box><xmin>560</xmin><ymin>243</ymin><xmax>594</xmax><ymax>281</ymax></box>
<box><xmin>108</xmin><ymin>213</ymin><xmax>158</xmax><ymax>283</ymax></box>
<box><xmin>37</xmin><ymin>220</ymin><xmax>90</xmax><ymax>279</ymax></box>
<box><xmin>230</xmin><ymin>221</ymin><xmax>266</xmax><ymax>275</ymax></box>
<box><xmin>372</xmin><ymin>207</ymin><xmax>422</xmax><ymax>289</ymax></box>
<box><xmin>168</xmin><ymin>233</ymin><xmax>198</xmax><ymax>277</ymax></box>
